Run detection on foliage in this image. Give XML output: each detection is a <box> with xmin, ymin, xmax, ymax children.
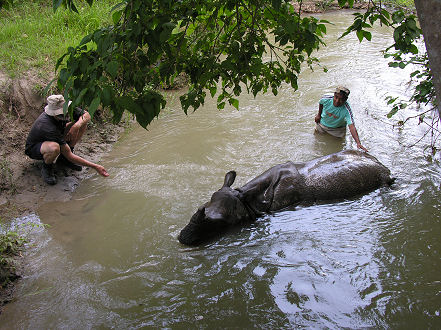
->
<box><xmin>50</xmin><ymin>0</ymin><xmax>328</xmax><ymax>128</ymax></box>
<box><xmin>339</xmin><ymin>0</ymin><xmax>438</xmax><ymax>152</ymax></box>
<box><xmin>0</xmin><ymin>157</ymin><xmax>16</xmax><ymax>194</ymax></box>
<box><xmin>0</xmin><ymin>224</ymin><xmax>27</xmax><ymax>287</ymax></box>
<box><xmin>0</xmin><ymin>0</ymin><xmax>13</xmax><ymax>10</ymax></box>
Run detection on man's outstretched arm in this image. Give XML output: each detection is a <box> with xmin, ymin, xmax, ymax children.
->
<box><xmin>348</xmin><ymin>124</ymin><xmax>368</xmax><ymax>152</ymax></box>
<box><xmin>60</xmin><ymin>144</ymin><xmax>109</xmax><ymax>177</ymax></box>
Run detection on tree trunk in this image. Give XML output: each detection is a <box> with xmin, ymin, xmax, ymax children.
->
<box><xmin>414</xmin><ymin>0</ymin><xmax>441</xmax><ymax>116</ymax></box>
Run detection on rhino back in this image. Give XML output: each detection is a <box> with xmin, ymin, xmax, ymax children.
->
<box><xmin>239</xmin><ymin>161</ymin><xmax>306</xmax><ymax>213</ymax></box>
<box><xmin>298</xmin><ymin>150</ymin><xmax>391</xmax><ymax>201</ymax></box>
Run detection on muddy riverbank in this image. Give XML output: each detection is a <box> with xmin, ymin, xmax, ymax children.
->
<box><xmin>0</xmin><ymin>72</ymin><xmax>131</xmax><ymax>311</ymax></box>
<box><xmin>0</xmin><ymin>72</ymin><xmax>130</xmax><ymax>221</ymax></box>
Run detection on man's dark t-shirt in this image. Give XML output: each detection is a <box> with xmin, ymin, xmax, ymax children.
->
<box><xmin>25</xmin><ymin>108</ymin><xmax>84</xmax><ymax>156</ymax></box>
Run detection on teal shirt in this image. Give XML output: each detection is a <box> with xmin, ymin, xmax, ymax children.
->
<box><xmin>319</xmin><ymin>95</ymin><xmax>354</xmax><ymax>128</ymax></box>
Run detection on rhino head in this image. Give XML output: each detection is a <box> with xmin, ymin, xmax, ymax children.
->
<box><xmin>178</xmin><ymin>171</ymin><xmax>253</xmax><ymax>246</ymax></box>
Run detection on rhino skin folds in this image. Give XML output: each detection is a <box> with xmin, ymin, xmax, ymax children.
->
<box><xmin>178</xmin><ymin>150</ymin><xmax>393</xmax><ymax>246</ymax></box>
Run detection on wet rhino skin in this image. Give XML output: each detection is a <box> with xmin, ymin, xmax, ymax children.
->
<box><xmin>178</xmin><ymin>150</ymin><xmax>393</xmax><ymax>246</ymax></box>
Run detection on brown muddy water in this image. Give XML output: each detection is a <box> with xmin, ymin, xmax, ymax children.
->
<box><xmin>1</xmin><ymin>12</ymin><xmax>440</xmax><ymax>328</ymax></box>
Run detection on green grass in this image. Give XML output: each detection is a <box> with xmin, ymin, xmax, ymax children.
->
<box><xmin>0</xmin><ymin>157</ymin><xmax>16</xmax><ymax>194</ymax></box>
<box><xmin>0</xmin><ymin>223</ymin><xmax>27</xmax><ymax>287</ymax></box>
<box><xmin>0</xmin><ymin>0</ymin><xmax>116</xmax><ymax>79</ymax></box>
<box><xmin>381</xmin><ymin>0</ymin><xmax>415</xmax><ymax>9</ymax></box>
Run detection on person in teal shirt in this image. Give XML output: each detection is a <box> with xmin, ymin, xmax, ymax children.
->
<box><xmin>314</xmin><ymin>86</ymin><xmax>368</xmax><ymax>152</ymax></box>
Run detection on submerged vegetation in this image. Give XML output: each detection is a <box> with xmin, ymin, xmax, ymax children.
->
<box><xmin>0</xmin><ymin>219</ymin><xmax>45</xmax><ymax>291</ymax></box>
<box><xmin>0</xmin><ymin>222</ymin><xmax>27</xmax><ymax>287</ymax></box>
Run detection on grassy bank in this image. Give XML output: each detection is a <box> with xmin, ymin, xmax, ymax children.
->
<box><xmin>383</xmin><ymin>0</ymin><xmax>414</xmax><ymax>7</ymax></box>
<box><xmin>0</xmin><ymin>0</ymin><xmax>416</xmax><ymax>80</ymax></box>
<box><xmin>0</xmin><ymin>0</ymin><xmax>116</xmax><ymax>79</ymax></box>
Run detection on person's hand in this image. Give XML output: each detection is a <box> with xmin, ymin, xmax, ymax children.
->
<box><xmin>357</xmin><ymin>143</ymin><xmax>368</xmax><ymax>152</ymax></box>
<box><xmin>66</xmin><ymin>124</ymin><xmax>80</xmax><ymax>145</ymax></box>
<box><xmin>314</xmin><ymin>114</ymin><xmax>321</xmax><ymax>123</ymax></box>
<box><xmin>95</xmin><ymin>165</ymin><xmax>109</xmax><ymax>177</ymax></box>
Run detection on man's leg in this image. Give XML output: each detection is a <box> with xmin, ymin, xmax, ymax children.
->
<box><xmin>40</xmin><ymin>141</ymin><xmax>60</xmax><ymax>164</ymax></box>
<box><xmin>40</xmin><ymin>141</ymin><xmax>60</xmax><ymax>185</ymax></box>
<box><xmin>59</xmin><ymin>124</ymin><xmax>87</xmax><ymax>171</ymax></box>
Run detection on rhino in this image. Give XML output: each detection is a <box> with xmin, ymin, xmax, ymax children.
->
<box><xmin>178</xmin><ymin>150</ymin><xmax>393</xmax><ymax>246</ymax></box>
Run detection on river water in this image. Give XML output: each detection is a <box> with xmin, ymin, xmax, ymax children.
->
<box><xmin>2</xmin><ymin>11</ymin><xmax>440</xmax><ymax>329</ymax></box>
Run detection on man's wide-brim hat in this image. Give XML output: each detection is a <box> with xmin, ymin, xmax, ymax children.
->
<box><xmin>335</xmin><ymin>86</ymin><xmax>350</xmax><ymax>97</ymax></box>
<box><xmin>44</xmin><ymin>94</ymin><xmax>71</xmax><ymax>116</ymax></box>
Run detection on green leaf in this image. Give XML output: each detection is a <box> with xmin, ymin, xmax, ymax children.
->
<box><xmin>88</xmin><ymin>96</ymin><xmax>101</xmax><ymax>118</ymax></box>
<box><xmin>112</xmin><ymin>10</ymin><xmax>123</xmax><ymax>25</ymax></box>
<box><xmin>106</xmin><ymin>61</ymin><xmax>119</xmax><ymax>79</ymax></box>
<box><xmin>79</xmin><ymin>34</ymin><xmax>93</xmax><ymax>46</ymax></box>
<box><xmin>53</xmin><ymin>0</ymin><xmax>63</xmax><ymax>12</ymax></box>
<box><xmin>80</xmin><ymin>57</ymin><xmax>89</xmax><ymax>74</ymax></box>
<box><xmin>387</xmin><ymin>107</ymin><xmax>399</xmax><ymax>118</ymax></box>
<box><xmin>356</xmin><ymin>30</ymin><xmax>364</xmax><ymax>42</ymax></box>
<box><xmin>42</xmin><ymin>78</ymin><xmax>57</xmax><ymax>96</ymax></box>
<box><xmin>272</xmin><ymin>0</ymin><xmax>281</xmax><ymax>10</ymax></box>
<box><xmin>392</xmin><ymin>11</ymin><xmax>405</xmax><ymax>24</ymax></box>
<box><xmin>186</xmin><ymin>23</ymin><xmax>196</xmax><ymax>36</ymax></box>
<box><xmin>229</xmin><ymin>98</ymin><xmax>239</xmax><ymax>110</ymax></box>
<box><xmin>406</xmin><ymin>18</ymin><xmax>417</xmax><ymax>31</ymax></box>
<box><xmin>101</xmin><ymin>86</ymin><xmax>113</xmax><ymax>106</ymax></box>
<box><xmin>338</xmin><ymin>0</ymin><xmax>347</xmax><ymax>7</ymax></box>
<box><xmin>363</xmin><ymin>30</ymin><xmax>372</xmax><ymax>41</ymax></box>
<box><xmin>409</xmin><ymin>44</ymin><xmax>418</xmax><ymax>55</ymax></box>
<box><xmin>209</xmin><ymin>86</ymin><xmax>217</xmax><ymax>98</ymax></box>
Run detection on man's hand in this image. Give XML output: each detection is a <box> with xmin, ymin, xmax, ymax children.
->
<box><xmin>348</xmin><ymin>124</ymin><xmax>368</xmax><ymax>152</ymax></box>
<box><xmin>315</xmin><ymin>114</ymin><xmax>321</xmax><ymax>123</ymax></box>
<box><xmin>61</xmin><ymin>144</ymin><xmax>109</xmax><ymax>177</ymax></box>
<box><xmin>95</xmin><ymin>164</ymin><xmax>110</xmax><ymax>177</ymax></box>
<box><xmin>357</xmin><ymin>143</ymin><xmax>368</xmax><ymax>152</ymax></box>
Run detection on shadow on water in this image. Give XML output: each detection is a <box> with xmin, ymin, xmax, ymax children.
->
<box><xmin>1</xmin><ymin>11</ymin><xmax>440</xmax><ymax>329</ymax></box>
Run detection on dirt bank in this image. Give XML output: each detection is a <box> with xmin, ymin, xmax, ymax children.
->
<box><xmin>0</xmin><ymin>72</ymin><xmax>129</xmax><ymax>221</ymax></box>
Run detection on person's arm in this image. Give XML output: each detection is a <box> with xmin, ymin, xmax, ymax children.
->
<box><xmin>315</xmin><ymin>104</ymin><xmax>323</xmax><ymax>123</ymax></box>
<box><xmin>65</xmin><ymin>111</ymin><xmax>91</xmax><ymax>145</ymax></box>
<box><xmin>60</xmin><ymin>144</ymin><xmax>109</xmax><ymax>177</ymax></box>
<box><xmin>348</xmin><ymin>124</ymin><xmax>368</xmax><ymax>152</ymax></box>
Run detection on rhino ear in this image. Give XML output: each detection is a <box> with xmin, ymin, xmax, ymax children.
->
<box><xmin>223</xmin><ymin>171</ymin><xmax>236</xmax><ymax>187</ymax></box>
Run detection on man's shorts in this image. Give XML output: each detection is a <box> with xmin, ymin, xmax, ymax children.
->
<box><xmin>315</xmin><ymin>123</ymin><xmax>346</xmax><ymax>138</ymax></box>
<box><xmin>25</xmin><ymin>142</ymin><xmax>44</xmax><ymax>160</ymax></box>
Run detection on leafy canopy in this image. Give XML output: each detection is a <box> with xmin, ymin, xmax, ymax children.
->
<box><xmin>50</xmin><ymin>0</ymin><xmax>328</xmax><ymax>128</ymax></box>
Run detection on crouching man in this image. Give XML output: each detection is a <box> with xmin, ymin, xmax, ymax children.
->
<box><xmin>25</xmin><ymin>94</ymin><xmax>109</xmax><ymax>185</ymax></box>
